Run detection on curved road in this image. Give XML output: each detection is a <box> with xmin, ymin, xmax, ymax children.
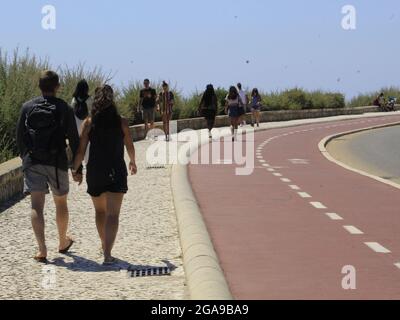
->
<box><xmin>328</xmin><ymin>125</ymin><xmax>400</xmax><ymax>185</ymax></box>
<box><xmin>189</xmin><ymin>114</ymin><xmax>400</xmax><ymax>300</ymax></box>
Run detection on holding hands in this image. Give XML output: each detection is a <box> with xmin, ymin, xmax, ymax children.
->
<box><xmin>72</xmin><ymin>170</ymin><xmax>83</xmax><ymax>185</ymax></box>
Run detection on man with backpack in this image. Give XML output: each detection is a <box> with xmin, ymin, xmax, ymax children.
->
<box><xmin>16</xmin><ymin>70</ymin><xmax>81</xmax><ymax>263</ymax></box>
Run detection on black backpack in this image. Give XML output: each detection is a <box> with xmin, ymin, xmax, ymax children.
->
<box><xmin>73</xmin><ymin>97</ymin><xmax>89</xmax><ymax>120</ymax></box>
<box><xmin>25</xmin><ymin>100</ymin><xmax>65</xmax><ymax>162</ymax></box>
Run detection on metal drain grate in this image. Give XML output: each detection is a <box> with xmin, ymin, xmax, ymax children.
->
<box><xmin>126</xmin><ymin>267</ymin><xmax>171</xmax><ymax>278</ymax></box>
<box><xmin>146</xmin><ymin>165</ymin><xmax>167</xmax><ymax>170</ymax></box>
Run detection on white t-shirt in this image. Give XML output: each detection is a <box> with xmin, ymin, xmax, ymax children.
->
<box><xmin>238</xmin><ymin>90</ymin><xmax>247</xmax><ymax>105</ymax></box>
<box><xmin>71</xmin><ymin>96</ymin><xmax>93</xmax><ymax>165</ymax></box>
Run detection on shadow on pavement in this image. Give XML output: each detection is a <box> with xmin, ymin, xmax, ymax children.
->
<box><xmin>51</xmin><ymin>253</ymin><xmax>177</xmax><ymax>276</ymax></box>
<box><xmin>0</xmin><ymin>194</ymin><xmax>25</xmax><ymax>214</ymax></box>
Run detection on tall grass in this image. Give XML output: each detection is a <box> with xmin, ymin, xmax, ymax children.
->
<box><xmin>348</xmin><ymin>87</ymin><xmax>400</xmax><ymax>108</ymax></box>
<box><xmin>0</xmin><ymin>49</ymin><xmax>111</xmax><ymax>163</ymax></box>
<box><xmin>57</xmin><ymin>63</ymin><xmax>114</xmax><ymax>103</ymax></box>
<box><xmin>0</xmin><ymin>48</ymin><xmax>49</xmax><ymax>162</ymax></box>
<box><xmin>1</xmin><ymin>48</ymin><xmax>399</xmax><ymax>163</ymax></box>
<box><xmin>261</xmin><ymin>88</ymin><xmax>345</xmax><ymax>111</ymax></box>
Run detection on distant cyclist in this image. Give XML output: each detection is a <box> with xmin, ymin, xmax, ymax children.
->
<box><xmin>373</xmin><ymin>93</ymin><xmax>385</xmax><ymax>110</ymax></box>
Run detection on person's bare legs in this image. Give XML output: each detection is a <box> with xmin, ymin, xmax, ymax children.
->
<box><xmin>91</xmin><ymin>194</ymin><xmax>107</xmax><ymax>250</ymax></box>
<box><xmin>163</xmin><ymin>114</ymin><xmax>171</xmax><ymax>141</ymax></box>
<box><xmin>103</xmin><ymin>192</ymin><xmax>124</xmax><ymax>262</ymax></box>
<box><xmin>53</xmin><ymin>194</ymin><xmax>72</xmax><ymax>251</ymax></box>
<box><xmin>31</xmin><ymin>192</ymin><xmax>47</xmax><ymax>258</ymax></box>
<box><xmin>144</xmin><ymin>119</ymin><xmax>149</xmax><ymax>137</ymax></box>
<box><xmin>251</xmin><ymin>110</ymin><xmax>256</xmax><ymax>126</ymax></box>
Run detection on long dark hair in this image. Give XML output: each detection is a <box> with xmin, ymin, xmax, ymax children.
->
<box><xmin>251</xmin><ymin>88</ymin><xmax>260</xmax><ymax>98</ymax></box>
<box><xmin>91</xmin><ymin>85</ymin><xmax>121</xmax><ymax>130</ymax></box>
<box><xmin>228</xmin><ymin>86</ymin><xmax>238</xmax><ymax>100</ymax></box>
<box><xmin>73</xmin><ymin>79</ymin><xmax>90</xmax><ymax>100</ymax></box>
<box><xmin>201</xmin><ymin>84</ymin><xmax>217</xmax><ymax>106</ymax></box>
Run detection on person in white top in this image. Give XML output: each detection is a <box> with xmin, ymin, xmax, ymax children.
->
<box><xmin>71</xmin><ymin>80</ymin><xmax>93</xmax><ymax>165</ymax></box>
<box><xmin>237</xmin><ymin>83</ymin><xmax>248</xmax><ymax>126</ymax></box>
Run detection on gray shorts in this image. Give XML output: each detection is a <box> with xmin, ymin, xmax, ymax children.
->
<box><xmin>24</xmin><ymin>165</ymin><xmax>69</xmax><ymax>196</ymax></box>
<box><xmin>143</xmin><ymin>108</ymin><xmax>155</xmax><ymax>123</ymax></box>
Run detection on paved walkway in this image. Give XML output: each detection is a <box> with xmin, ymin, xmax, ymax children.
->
<box><xmin>189</xmin><ymin>113</ymin><xmax>400</xmax><ymax>299</ymax></box>
<box><xmin>0</xmin><ymin>140</ymin><xmax>186</xmax><ymax>300</ymax></box>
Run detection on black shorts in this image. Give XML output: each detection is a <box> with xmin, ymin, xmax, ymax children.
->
<box><xmin>87</xmin><ymin>178</ymin><xmax>128</xmax><ymax>198</ymax></box>
<box><xmin>201</xmin><ymin>109</ymin><xmax>216</xmax><ymax>120</ymax></box>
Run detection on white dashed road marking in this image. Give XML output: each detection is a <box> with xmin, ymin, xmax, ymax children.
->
<box><xmin>310</xmin><ymin>202</ymin><xmax>327</xmax><ymax>209</ymax></box>
<box><xmin>298</xmin><ymin>192</ymin><xmax>312</xmax><ymax>198</ymax></box>
<box><xmin>343</xmin><ymin>226</ymin><xmax>364</xmax><ymax>235</ymax></box>
<box><xmin>325</xmin><ymin>213</ymin><xmax>343</xmax><ymax>221</ymax></box>
<box><xmin>256</xmin><ymin>119</ymin><xmax>400</xmax><ymax>269</ymax></box>
<box><xmin>365</xmin><ymin>242</ymin><xmax>391</xmax><ymax>254</ymax></box>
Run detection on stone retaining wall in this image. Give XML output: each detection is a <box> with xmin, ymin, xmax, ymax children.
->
<box><xmin>0</xmin><ymin>158</ymin><xmax>23</xmax><ymax>205</ymax></box>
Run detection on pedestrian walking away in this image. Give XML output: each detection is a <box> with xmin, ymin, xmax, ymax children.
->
<box><xmin>225</xmin><ymin>86</ymin><xmax>244</xmax><ymax>141</ymax></box>
<box><xmin>237</xmin><ymin>83</ymin><xmax>248</xmax><ymax>127</ymax></box>
<box><xmin>71</xmin><ymin>79</ymin><xmax>93</xmax><ymax>164</ymax></box>
<box><xmin>198</xmin><ymin>84</ymin><xmax>218</xmax><ymax>139</ymax></box>
<box><xmin>73</xmin><ymin>85</ymin><xmax>138</xmax><ymax>265</ymax></box>
<box><xmin>16</xmin><ymin>70</ymin><xmax>81</xmax><ymax>263</ymax></box>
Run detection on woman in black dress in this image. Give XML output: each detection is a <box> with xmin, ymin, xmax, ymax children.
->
<box><xmin>73</xmin><ymin>85</ymin><xmax>137</xmax><ymax>265</ymax></box>
<box><xmin>198</xmin><ymin>84</ymin><xmax>218</xmax><ymax>139</ymax></box>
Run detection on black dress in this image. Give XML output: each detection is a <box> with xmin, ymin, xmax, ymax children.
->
<box><xmin>86</xmin><ymin>108</ymin><xmax>128</xmax><ymax>197</ymax></box>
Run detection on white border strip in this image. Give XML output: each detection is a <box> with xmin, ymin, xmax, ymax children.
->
<box><xmin>319</xmin><ymin>121</ymin><xmax>400</xmax><ymax>191</ymax></box>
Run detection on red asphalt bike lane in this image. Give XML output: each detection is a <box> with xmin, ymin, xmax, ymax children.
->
<box><xmin>188</xmin><ymin>114</ymin><xmax>400</xmax><ymax>300</ymax></box>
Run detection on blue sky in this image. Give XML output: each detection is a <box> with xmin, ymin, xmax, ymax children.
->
<box><xmin>0</xmin><ymin>0</ymin><xmax>399</xmax><ymax>98</ymax></box>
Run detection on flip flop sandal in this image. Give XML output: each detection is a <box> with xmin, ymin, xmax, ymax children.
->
<box><xmin>34</xmin><ymin>256</ymin><xmax>48</xmax><ymax>264</ymax></box>
<box><xmin>103</xmin><ymin>257</ymin><xmax>117</xmax><ymax>266</ymax></box>
<box><xmin>59</xmin><ymin>239</ymin><xmax>74</xmax><ymax>254</ymax></box>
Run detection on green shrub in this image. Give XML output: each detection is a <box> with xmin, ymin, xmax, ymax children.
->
<box><xmin>0</xmin><ymin>48</ymin><xmax>49</xmax><ymax>160</ymax></box>
<box><xmin>57</xmin><ymin>63</ymin><xmax>111</xmax><ymax>104</ymax></box>
<box><xmin>261</xmin><ymin>89</ymin><xmax>345</xmax><ymax>110</ymax></box>
<box><xmin>181</xmin><ymin>91</ymin><xmax>202</xmax><ymax>119</ymax></box>
<box><xmin>348</xmin><ymin>87</ymin><xmax>400</xmax><ymax>108</ymax></box>
<box><xmin>0</xmin><ymin>49</ymin><xmax>111</xmax><ymax>162</ymax></box>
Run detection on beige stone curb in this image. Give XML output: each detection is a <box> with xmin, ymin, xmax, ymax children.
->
<box><xmin>171</xmin><ymin>161</ymin><xmax>233</xmax><ymax>300</ymax></box>
<box><xmin>319</xmin><ymin>121</ymin><xmax>400</xmax><ymax>190</ymax></box>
